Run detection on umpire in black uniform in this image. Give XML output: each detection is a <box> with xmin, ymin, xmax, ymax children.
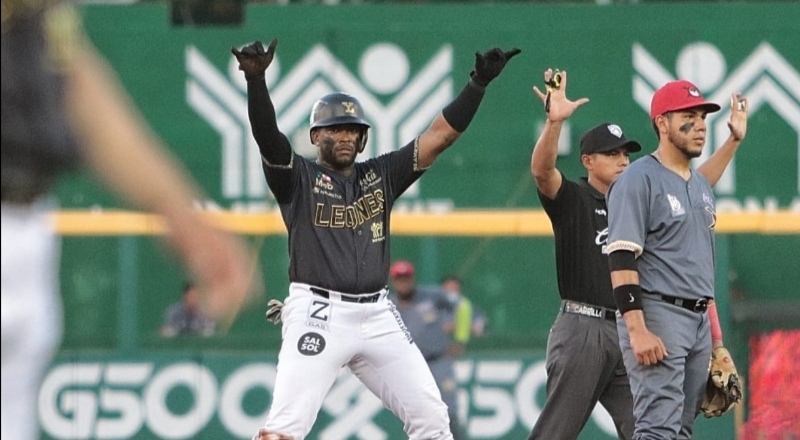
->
<box><xmin>527</xmin><ymin>69</ymin><xmax>640</xmax><ymax>440</ymax></box>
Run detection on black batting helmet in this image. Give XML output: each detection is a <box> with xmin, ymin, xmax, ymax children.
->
<box><xmin>309</xmin><ymin>92</ymin><xmax>370</xmax><ymax>152</ymax></box>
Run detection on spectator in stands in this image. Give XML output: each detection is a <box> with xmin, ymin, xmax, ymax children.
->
<box><xmin>161</xmin><ymin>282</ymin><xmax>217</xmax><ymax>337</ymax></box>
<box><xmin>441</xmin><ymin>274</ymin><xmax>487</xmax><ymax>357</ymax></box>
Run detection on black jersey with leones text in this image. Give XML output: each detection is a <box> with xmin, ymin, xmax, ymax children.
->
<box><xmin>265</xmin><ymin>140</ymin><xmax>425</xmax><ymax>293</ymax></box>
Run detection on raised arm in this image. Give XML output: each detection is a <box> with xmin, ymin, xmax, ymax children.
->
<box><xmin>697</xmin><ymin>92</ymin><xmax>748</xmax><ymax>187</ymax></box>
<box><xmin>416</xmin><ymin>47</ymin><xmax>521</xmax><ymax>169</ymax></box>
<box><xmin>231</xmin><ymin>39</ymin><xmax>293</xmax><ymax>166</ymax></box>
<box><xmin>66</xmin><ymin>40</ymin><xmax>258</xmax><ymax>325</ymax></box>
<box><xmin>530</xmin><ymin>70</ymin><xmax>589</xmax><ymax>199</ymax></box>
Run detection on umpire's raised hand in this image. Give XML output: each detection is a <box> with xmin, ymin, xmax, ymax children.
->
<box><xmin>532</xmin><ymin>69</ymin><xmax>589</xmax><ymax>121</ymax></box>
<box><xmin>231</xmin><ymin>39</ymin><xmax>278</xmax><ymax>80</ymax></box>
<box><xmin>471</xmin><ymin>47</ymin><xmax>521</xmax><ymax>87</ymax></box>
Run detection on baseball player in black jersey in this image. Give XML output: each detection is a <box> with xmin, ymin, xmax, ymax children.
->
<box><xmin>528</xmin><ymin>69</ymin><xmax>639</xmax><ymax>440</ymax></box>
<box><xmin>232</xmin><ymin>39</ymin><xmax>519</xmax><ymax>440</ymax></box>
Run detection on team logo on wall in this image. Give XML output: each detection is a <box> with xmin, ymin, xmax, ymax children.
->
<box><xmin>632</xmin><ymin>42</ymin><xmax>800</xmax><ymax>196</ymax></box>
<box><xmin>298</xmin><ymin>332</ymin><xmax>326</xmax><ymax>356</ymax></box>
<box><xmin>185</xmin><ymin>43</ymin><xmax>453</xmax><ymax>205</ymax></box>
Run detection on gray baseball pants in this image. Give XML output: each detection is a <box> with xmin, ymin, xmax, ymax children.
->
<box><xmin>529</xmin><ymin>310</ymin><xmax>635</xmax><ymax>440</ymax></box>
<box><xmin>617</xmin><ymin>297</ymin><xmax>711</xmax><ymax>439</ymax></box>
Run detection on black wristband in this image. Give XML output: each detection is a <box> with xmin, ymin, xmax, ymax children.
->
<box><xmin>245</xmin><ymin>73</ymin><xmax>265</xmax><ymax>82</ymax></box>
<box><xmin>614</xmin><ymin>284</ymin><xmax>643</xmax><ymax>314</ymax></box>
<box><xmin>470</xmin><ymin>72</ymin><xmax>490</xmax><ymax>88</ymax></box>
<box><xmin>442</xmin><ymin>79</ymin><xmax>485</xmax><ymax>133</ymax></box>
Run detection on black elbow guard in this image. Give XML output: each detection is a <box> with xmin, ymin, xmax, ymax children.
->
<box><xmin>608</xmin><ymin>250</ymin><xmax>637</xmax><ymax>272</ymax></box>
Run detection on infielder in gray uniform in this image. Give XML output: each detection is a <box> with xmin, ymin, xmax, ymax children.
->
<box><xmin>606</xmin><ymin>80</ymin><xmax>748</xmax><ymax>439</ymax></box>
<box><xmin>231</xmin><ymin>38</ymin><xmax>519</xmax><ymax>440</ymax></box>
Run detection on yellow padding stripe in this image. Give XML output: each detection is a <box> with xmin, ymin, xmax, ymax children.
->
<box><xmin>52</xmin><ymin>210</ymin><xmax>800</xmax><ymax>236</ymax></box>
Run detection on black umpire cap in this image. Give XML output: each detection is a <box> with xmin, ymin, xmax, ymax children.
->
<box><xmin>580</xmin><ymin>123</ymin><xmax>642</xmax><ymax>155</ymax></box>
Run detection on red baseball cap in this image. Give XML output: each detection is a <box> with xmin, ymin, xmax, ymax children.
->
<box><xmin>390</xmin><ymin>260</ymin><xmax>415</xmax><ymax>278</ymax></box>
<box><xmin>650</xmin><ymin>80</ymin><xmax>721</xmax><ymax>120</ymax></box>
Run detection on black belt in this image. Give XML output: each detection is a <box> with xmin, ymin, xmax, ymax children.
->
<box><xmin>310</xmin><ymin>287</ymin><xmax>382</xmax><ymax>304</ymax></box>
<box><xmin>561</xmin><ymin>300</ymin><xmax>616</xmax><ymax>322</ymax></box>
<box><xmin>644</xmin><ymin>292</ymin><xmax>710</xmax><ymax>313</ymax></box>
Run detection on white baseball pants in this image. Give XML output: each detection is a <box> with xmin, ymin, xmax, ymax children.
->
<box><xmin>261</xmin><ymin>282</ymin><xmax>453</xmax><ymax>440</ymax></box>
<box><xmin>2</xmin><ymin>200</ymin><xmax>62</xmax><ymax>440</ymax></box>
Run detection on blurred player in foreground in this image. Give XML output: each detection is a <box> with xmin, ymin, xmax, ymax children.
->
<box><xmin>1</xmin><ymin>2</ymin><xmax>258</xmax><ymax>439</ymax></box>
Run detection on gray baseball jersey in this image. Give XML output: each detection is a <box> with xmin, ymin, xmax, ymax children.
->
<box><xmin>606</xmin><ymin>155</ymin><xmax>716</xmax><ymax>300</ymax></box>
<box><xmin>264</xmin><ymin>140</ymin><xmax>425</xmax><ymax>294</ymax></box>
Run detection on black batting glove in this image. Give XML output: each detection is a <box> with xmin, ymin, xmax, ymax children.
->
<box><xmin>471</xmin><ymin>47</ymin><xmax>521</xmax><ymax>88</ymax></box>
<box><xmin>231</xmin><ymin>39</ymin><xmax>278</xmax><ymax>81</ymax></box>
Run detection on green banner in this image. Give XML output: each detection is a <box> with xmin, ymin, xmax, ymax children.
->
<box><xmin>68</xmin><ymin>2</ymin><xmax>800</xmax><ymax>212</ymax></box>
<box><xmin>40</xmin><ymin>353</ymin><xmax>732</xmax><ymax>439</ymax></box>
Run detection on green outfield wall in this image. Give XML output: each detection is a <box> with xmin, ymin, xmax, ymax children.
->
<box><xmin>46</xmin><ymin>2</ymin><xmax>800</xmax><ymax>438</ymax></box>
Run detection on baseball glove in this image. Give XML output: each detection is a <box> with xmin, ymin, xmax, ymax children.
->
<box><xmin>471</xmin><ymin>47</ymin><xmax>521</xmax><ymax>87</ymax></box>
<box><xmin>231</xmin><ymin>39</ymin><xmax>278</xmax><ymax>81</ymax></box>
<box><xmin>700</xmin><ymin>346</ymin><xmax>743</xmax><ymax>418</ymax></box>
<box><xmin>265</xmin><ymin>299</ymin><xmax>284</xmax><ymax>325</ymax></box>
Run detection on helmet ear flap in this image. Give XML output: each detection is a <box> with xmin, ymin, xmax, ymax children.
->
<box><xmin>358</xmin><ymin>129</ymin><xmax>369</xmax><ymax>153</ymax></box>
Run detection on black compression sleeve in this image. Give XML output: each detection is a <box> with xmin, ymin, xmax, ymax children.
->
<box><xmin>441</xmin><ymin>79</ymin><xmax>485</xmax><ymax>133</ymax></box>
<box><xmin>247</xmin><ymin>78</ymin><xmax>292</xmax><ymax>166</ymax></box>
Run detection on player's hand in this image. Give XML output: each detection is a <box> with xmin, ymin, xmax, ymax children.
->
<box><xmin>629</xmin><ymin>325</ymin><xmax>668</xmax><ymax>366</ymax></box>
<box><xmin>727</xmin><ymin>92</ymin><xmax>748</xmax><ymax>142</ymax></box>
<box><xmin>231</xmin><ymin>39</ymin><xmax>278</xmax><ymax>80</ymax></box>
<box><xmin>532</xmin><ymin>69</ymin><xmax>589</xmax><ymax>121</ymax></box>
<box><xmin>471</xmin><ymin>47</ymin><xmax>521</xmax><ymax>87</ymax></box>
<box><xmin>170</xmin><ymin>218</ymin><xmax>262</xmax><ymax>332</ymax></box>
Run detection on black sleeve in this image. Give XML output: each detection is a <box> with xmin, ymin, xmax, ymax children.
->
<box><xmin>382</xmin><ymin>139</ymin><xmax>425</xmax><ymax>201</ymax></box>
<box><xmin>441</xmin><ymin>79</ymin><xmax>485</xmax><ymax>133</ymax></box>
<box><xmin>538</xmin><ymin>171</ymin><xmax>573</xmax><ymax>220</ymax></box>
<box><xmin>247</xmin><ymin>78</ymin><xmax>292</xmax><ymax>166</ymax></box>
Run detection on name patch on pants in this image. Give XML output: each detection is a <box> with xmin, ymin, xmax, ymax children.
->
<box><xmin>297</xmin><ymin>332</ymin><xmax>326</xmax><ymax>356</ymax></box>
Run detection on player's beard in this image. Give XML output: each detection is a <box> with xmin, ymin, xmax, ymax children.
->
<box><xmin>318</xmin><ymin>138</ymin><xmax>357</xmax><ymax>169</ymax></box>
<box><xmin>667</xmin><ymin>130</ymin><xmax>703</xmax><ymax>160</ymax></box>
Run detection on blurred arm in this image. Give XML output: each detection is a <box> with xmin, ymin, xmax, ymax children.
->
<box><xmin>64</xmin><ymin>41</ymin><xmax>257</xmax><ymax>322</ymax></box>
